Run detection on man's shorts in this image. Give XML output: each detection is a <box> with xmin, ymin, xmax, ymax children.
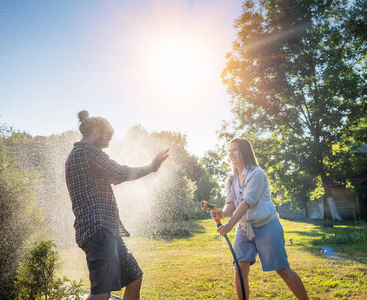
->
<box><xmin>81</xmin><ymin>230</ymin><xmax>143</xmax><ymax>295</ymax></box>
<box><xmin>233</xmin><ymin>218</ymin><xmax>290</xmax><ymax>271</ymax></box>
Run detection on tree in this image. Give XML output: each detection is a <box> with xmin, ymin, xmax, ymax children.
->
<box><xmin>200</xmin><ymin>150</ymin><xmax>229</xmax><ymax>182</ymax></box>
<box><xmin>0</xmin><ymin>125</ymin><xmax>45</xmax><ymax>299</ymax></box>
<box><xmin>148</xmin><ymin>129</ymin><xmax>223</xmax><ymax>204</ymax></box>
<box><xmin>108</xmin><ymin>125</ymin><xmax>209</xmax><ymax>236</ymax></box>
<box><xmin>150</xmin><ymin>164</ymin><xmax>197</xmax><ymax>223</ymax></box>
<box><xmin>8</xmin><ymin>130</ymin><xmax>82</xmax><ymax>247</ymax></box>
<box><xmin>199</xmin><ymin>150</ymin><xmax>230</xmax><ymax>201</ymax></box>
<box><xmin>221</xmin><ymin>0</ymin><xmax>367</xmax><ymax>219</ymax></box>
<box><xmin>347</xmin><ymin>0</ymin><xmax>367</xmax><ymax>43</ymax></box>
<box><xmin>324</xmin><ymin>117</ymin><xmax>367</xmax><ymax>198</ymax></box>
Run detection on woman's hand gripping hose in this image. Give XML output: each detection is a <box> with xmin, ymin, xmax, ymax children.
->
<box><xmin>201</xmin><ymin>201</ymin><xmax>246</xmax><ymax>300</ymax></box>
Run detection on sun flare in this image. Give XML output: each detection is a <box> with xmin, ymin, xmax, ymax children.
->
<box><xmin>146</xmin><ymin>36</ymin><xmax>209</xmax><ymax>94</ymax></box>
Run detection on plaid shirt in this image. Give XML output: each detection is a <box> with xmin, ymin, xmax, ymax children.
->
<box><xmin>65</xmin><ymin>142</ymin><xmax>130</xmax><ymax>247</ymax></box>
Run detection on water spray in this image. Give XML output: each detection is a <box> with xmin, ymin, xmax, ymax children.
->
<box><xmin>201</xmin><ymin>201</ymin><xmax>246</xmax><ymax>300</ymax></box>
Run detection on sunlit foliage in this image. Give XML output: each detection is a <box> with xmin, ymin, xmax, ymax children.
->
<box><xmin>14</xmin><ymin>240</ymin><xmax>83</xmax><ymax>300</ymax></box>
<box><xmin>0</xmin><ymin>125</ymin><xmax>45</xmax><ymax>299</ymax></box>
<box><xmin>112</xmin><ymin>125</ymin><xmax>221</xmax><ymax>236</ymax></box>
<box><xmin>220</xmin><ymin>0</ymin><xmax>367</xmax><ymax>210</ymax></box>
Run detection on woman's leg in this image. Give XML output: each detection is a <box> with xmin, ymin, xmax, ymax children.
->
<box><xmin>234</xmin><ymin>261</ymin><xmax>250</xmax><ymax>300</ymax></box>
<box><xmin>276</xmin><ymin>267</ymin><xmax>308</xmax><ymax>300</ymax></box>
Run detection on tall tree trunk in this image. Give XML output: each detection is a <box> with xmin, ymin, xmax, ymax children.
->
<box><xmin>322</xmin><ymin>181</ymin><xmax>343</xmax><ymax>221</ymax></box>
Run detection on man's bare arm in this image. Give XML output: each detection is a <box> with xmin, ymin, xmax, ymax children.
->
<box><xmin>125</xmin><ymin>149</ymin><xmax>169</xmax><ymax>181</ymax></box>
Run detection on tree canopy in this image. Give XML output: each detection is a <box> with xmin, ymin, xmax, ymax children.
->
<box><xmin>220</xmin><ymin>0</ymin><xmax>367</xmax><ymax>215</ymax></box>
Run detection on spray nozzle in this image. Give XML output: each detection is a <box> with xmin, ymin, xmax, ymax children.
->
<box><xmin>201</xmin><ymin>201</ymin><xmax>217</xmax><ymax>210</ymax></box>
<box><xmin>201</xmin><ymin>201</ymin><xmax>221</xmax><ymax>227</ymax></box>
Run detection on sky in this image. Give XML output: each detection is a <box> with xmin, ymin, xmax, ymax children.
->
<box><xmin>0</xmin><ymin>0</ymin><xmax>243</xmax><ymax>157</ymax></box>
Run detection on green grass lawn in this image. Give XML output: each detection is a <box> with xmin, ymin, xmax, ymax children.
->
<box><xmin>59</xmin><ymin>218</ymin><xmax>367</xmax><ymax>299</ymax></box>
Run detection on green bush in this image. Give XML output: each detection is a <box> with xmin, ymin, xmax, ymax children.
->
<box><xmin>14</xmin><ymin>240</ymin><xmax>84</xmax><ymax>300</ymax></box>
<box><xmin>189</xmin><ymin>204</ymin><xmax>211</xmax><ymax>220</ymax></box>
<box><xmin>143</xmin><ymin>221</ymin><xmax>192</xmax><ymax>239</ymax></box>
<box><xmin>0</xmin><ymin>126</ymin><xmax>45</xmax><ymax>299</ymax></box>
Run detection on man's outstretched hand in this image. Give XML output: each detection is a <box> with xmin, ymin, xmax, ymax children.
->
<box><xmin>151</xmin><ymin>149</ymin><xmax>169</xmax><ymax>172</ymax></box>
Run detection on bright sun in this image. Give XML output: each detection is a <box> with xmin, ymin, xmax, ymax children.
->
<box><xmin>146</xmin><ymin>36</ymin><xmax>209</xmax><ymax>94</ymax></box>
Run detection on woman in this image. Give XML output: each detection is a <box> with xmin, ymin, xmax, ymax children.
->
<box><xmin>214</xmin><ymin>138</ymin><xmax>308</xmax><ymax>300</ymax></box>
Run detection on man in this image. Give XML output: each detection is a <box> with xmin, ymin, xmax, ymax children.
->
<box><xmin>65</xmin><ymin>110</ymin><xmax>168</xmax><ymax>300</ymax></box>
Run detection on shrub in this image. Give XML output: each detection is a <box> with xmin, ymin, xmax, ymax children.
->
<box><xmin>138</xmin><ymin>221</ymin><xmax>191</xmax><ymax>239</ymax></box>
<box><xmin>14</xmin><ymin>240</ymin><xmax>84</xmax><ymax>300</ymax></box>
<box><xmin>0</xmin><ymin>126</ymin><xmax>45</xmax><ymax>299</ymax></box>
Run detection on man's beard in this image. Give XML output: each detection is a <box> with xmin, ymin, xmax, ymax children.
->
<box><xmin>94</xmin><ymin>135</ymin><xmax>108</xmax><ymax>149</ymax></box>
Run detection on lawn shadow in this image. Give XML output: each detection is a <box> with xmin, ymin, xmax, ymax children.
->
<box><xmin>281</xmin><ymin>218</ymin><xmax>367</xmax><ymax>265</ymax></box>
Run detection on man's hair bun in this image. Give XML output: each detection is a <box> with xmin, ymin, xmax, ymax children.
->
<box><xmin>78</xmin><ymin>110</ymin><xmax>89</xmax><ymax>123</ymax></box>
<box><xmin>77</xmin><ymin>110</ymin><xmax>114</xmax><ymax>139</ymax></box>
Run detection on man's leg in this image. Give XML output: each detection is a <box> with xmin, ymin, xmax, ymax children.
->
<box><xmin>85</xmin><ymin>292</ymin><xmax>110</xmax><ymax>300</ymax></box>
<box><xmin>122</xmin><ymin>276</ymin><xmax>143</xmax><ymax>300</ymax></box>
<box><xmin>276</xmin><ymin>267</ymin><xmax>309</xmax><ymax>300</ymax></box>
<box><xmin>234</xmin><ymin>261</ymin><xmax>250</xmax><ymax>300</ymax></box>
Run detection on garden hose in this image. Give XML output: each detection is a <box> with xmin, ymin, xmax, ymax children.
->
<box><xmin>201</xmin><ymin>201</ymin><xmax>246</xmax><ymax>300</ymax></box>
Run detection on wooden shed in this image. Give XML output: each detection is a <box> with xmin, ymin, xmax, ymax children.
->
<box><xmin>278</xmin><ymin>184</ymin><xmax>367</xmax><ymax>220</ymax></box>
<box><xmin>325</xmin><ymin>182</ymin><xmax>367</xmax><ymax>219</ymax></box>
<box><xmin>279</xmin><ymin>144</ymin><xmax>367</xmax><ymax>220</ymax></box>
